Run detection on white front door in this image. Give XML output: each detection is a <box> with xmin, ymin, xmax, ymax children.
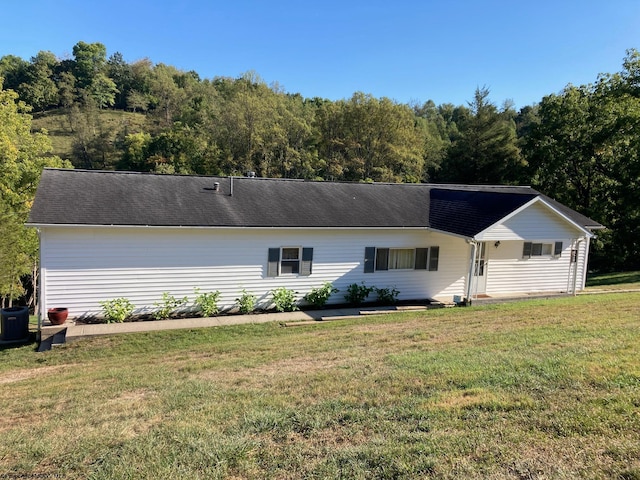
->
<box><xmin>474</xmin><ymin>242</ymin><xmax>488</xmax><ymax>296</ymax></box>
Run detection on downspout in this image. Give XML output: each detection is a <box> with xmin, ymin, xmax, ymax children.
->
<box><xmin>581</xmin><ymin>236</ymin><xmax>592</xmax><ymax>290</ymax></box>
<box><xmin>572</xmin><ymin>237</ymin><xmax>585</xmax><ymax>296</ymax></box>
<box><xmin>36</xmin><ymin>228</ymin><xmax>43</xmax><ymax>336</ymax></box>
<box><xmin>566</xmin><ymin>238</ymin><xmax>576</xmax><ymax>294</ymax></box>
<box><xmin>465</xmin><ymin>240</ymin><xmax>478</xmax><ymax>305</ymax></box>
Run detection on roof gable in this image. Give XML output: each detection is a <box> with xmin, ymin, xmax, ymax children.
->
<box><xmin>475</xmin><ymin>198</ymin><xmax>593</xmax><ymax>240</ymax></box>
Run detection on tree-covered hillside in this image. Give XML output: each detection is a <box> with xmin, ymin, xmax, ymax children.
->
<box><xmin>1</xmin><ymin>41</ymin><xmax>639</xmax><ymax>278</ymax></box>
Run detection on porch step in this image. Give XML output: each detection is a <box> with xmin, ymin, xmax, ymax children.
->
<box><xmin>38</xmin><ymin>328</ymin><xmax>67</xmax><ymax>352</ymax></box>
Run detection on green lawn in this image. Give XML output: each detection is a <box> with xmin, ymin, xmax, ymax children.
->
<box><xmin>1</xmin><ymin>293</ymin><xmax>639</xmax><ymax>479</ymax></box>
<box><xmin>586</xmin><ymin>270</ymin><xmax>640</xmax><ymax>289</ymax></box>
<box><xmin>32</xmin><ymin>108</ymin><xmax>147</xmax><ymax>163</ymax></box>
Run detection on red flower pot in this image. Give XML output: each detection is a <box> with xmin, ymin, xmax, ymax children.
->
<box><xmin>47</xmin><ymin>307</ymin><xmax>68</xmax><ymax>325</ymax></box>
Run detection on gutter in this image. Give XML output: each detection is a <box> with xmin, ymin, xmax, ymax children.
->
<box><xmin>25</xmin><ymin>223</ymin><xmax>434</xmax><ymax>231</ymax></box>
<box><xmin>572</xmin><ymin>237</ymin><xmax>585</xmax><ymax>295</ymax></box>
<box><xmin>465</xmin><ymin>240</ymin><xmax>478</xmax><ymax>304</ymax></box>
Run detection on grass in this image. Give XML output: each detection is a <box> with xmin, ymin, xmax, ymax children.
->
<box><xmin>586</xmin><ymin>270</ymin><xmax>640</xmax><ymax>289</ymax></box>
<box><xmin>1</xmin><ymin>293</ymin><xmax>639</xmax><ymax>479</ymax></box>
<box><xmin>32</xmin><ymin>108</ymin><xmax>147</xmax><ymax>162</ymax></box>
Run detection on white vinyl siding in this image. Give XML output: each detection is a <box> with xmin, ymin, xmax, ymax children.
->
<box><xmin>471</xmin><ymin>201</ymin><xmax>592</xmax><ymax>296</ymax></box>
<box><xmin>37</xmin><ymin>200</ymin><xmax>594</xmax><ymax>319</ymax></box>
<box><xmin>477</xmin><ymin>201</ymin><xmax>588</xmax><ymax>241</ymax></box>
<box><xmin>39</xmin><ymin>227</ymin><xmax>465</xmax><ymax>319</ymax></box>
<box><xmin>482</xmin><ymin>238</ymin><xmax>589</xmax><ymax>295</ymax></box>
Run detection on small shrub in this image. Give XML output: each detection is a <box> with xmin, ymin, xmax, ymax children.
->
<box><xmin>304</xmin><ymin>282</ymin><xmax>339</xmax><ymax>308</ymax></box>
<box><xmin>193</xmin><ymin>288</ymin><xmax>221</xmax><ymax>317</ymax></box>
<box><xmin>235</xmin><ymin>289</ymin><xmax>256</xmax><ymax>314</ymax></box>
<box><xmin>271</xmin><ymin>287</ymin><xmax>298</xmax><ymax>312</ymax></box>
<box><xmin>375</xmin><ymin>286</ymin><xmax>400</xmax><ymax>305</ymax></box>
<box><xmin>344</xmin><ymin>283</ymin><xmax>374</xmax><ymax>306</ymax></box>
<box><xmin>99</xmin><ymin>297</ymin><xmax>135</xmax><ymax>323</ymax></box>
<box><xmin>153</xmin><ymin>292</ymin><xmax>188</xmax><ymax>320</ymax></box>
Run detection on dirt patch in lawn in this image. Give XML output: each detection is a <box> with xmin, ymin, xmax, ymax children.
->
<box><xmin>0</xmin><ymin>365</ymin><xmax>74</xmax><ymax>385</ymax></box>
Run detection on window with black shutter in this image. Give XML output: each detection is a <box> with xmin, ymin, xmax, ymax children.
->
<box><xmin>364</xmin><ymin>246</ymin><xmax>440</xmax><ymax>272</ymax></box>
<box><xmin>267</xmin><ymin>247</ymin><xmax>313</xmax><ymax>277</ymax></box>
<box><xmin>428</xmin><ymin>246</ymin><xmax>440</xmax><ymax>271</ymax></box>
<box><xmin>554</xmin><ymin>241</ymin><xmax>563</xmax><ymax>257</ymax></box>
<box><xmin>415</xmin><ymin>248</ymin><xmax>428</xmax><ymax>270</ymax></box>
<box><xmin>523</xmin><ymin>241</ymin><xmax>562</xmax><ymax>258</ymax></box>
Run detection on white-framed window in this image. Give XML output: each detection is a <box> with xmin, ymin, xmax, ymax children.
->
<box><xmin>523</xmin><ymin>241</ymin><xmax>563</xmax><ymax>259</ymax></box>
<box><xmin>267</xmin><ymin>247</ymin><xmax>313</xmax><ymax>277</ymax></box>
<box><xmin>365</xmin><ymin>246</ymin><xmax>439</xmax><ymax>272</ymax></box>
<box><xmin>281</xmin><ymin>247</ymin><xmax>301</xmax><ymax>274</ymax></box>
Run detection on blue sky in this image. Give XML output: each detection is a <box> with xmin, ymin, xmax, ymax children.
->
<box><xmin>2</xmin><ymin>0</ymin><xmax>639</xmax><ymax>108</ymax></box>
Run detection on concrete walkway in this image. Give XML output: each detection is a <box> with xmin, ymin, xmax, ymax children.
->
<box><xmin>42</xmin><ymin>306</ymin><xmax>415</xmax><ymax>341</ymax></box>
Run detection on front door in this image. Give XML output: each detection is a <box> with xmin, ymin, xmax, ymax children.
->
<box><xmin>474</xmin><ymin>242</ymin><xmax>488</xmax><ymax>296</ymax></box>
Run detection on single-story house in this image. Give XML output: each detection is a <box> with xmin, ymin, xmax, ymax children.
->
<box><xmin>27</xmin><ymin>169</ymin><xmax>604</xmax><ymax>319</ymax></box>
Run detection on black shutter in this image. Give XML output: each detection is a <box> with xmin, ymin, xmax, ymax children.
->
<box><xmin>267</xmin><ymin>248</ymin><xmax>280</xmax><ymax>277</ymax></box>
<box><xmin>428</xmin><ymin>246</ymin><xmax>440</xmax><ymax>271</ymax></box>
<box><xmin>364</xmin><ymin>247</ymin><xmax>376</xmax><ymax>273</ymax></box>
<box><xmin>522</xmin><ymin>242</ymin><xmax>532</xmax><ymax>259</ymax></box>
<box><xmin>376</xmin><ymin>248</ymin><xmax>389</xmax><ymax>271</ymax></box>
<box><xmin>415</xmin><ymin>248</ymin><xmax>428</xmax><ymax>270</ymax></box>
<box><xmin>554</xmin><ymin>241</ymin><xmax>563</xmax><ymax>257</ymax></box>
<box><xmin>301</xmin><ymin>247</ymin><xmax>313</xmax><ymax>276</ymax></box>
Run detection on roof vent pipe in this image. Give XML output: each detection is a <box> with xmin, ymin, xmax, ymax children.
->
<box><xmin>229</xmin><ymin>176</ymin><xmax>233</xmax><ymax>197</ymax></box>
<box><xmin>213</xmin><ymin>182</ymin><xmax>220</xmax><ymax>192</ymax></box>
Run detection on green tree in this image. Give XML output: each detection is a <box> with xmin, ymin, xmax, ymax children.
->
<box><xmin>90</xmin><ymin>73</ymin><xmax>118</xmax><ymax>108</ymax></box>
<box><xmin>118</xmin><ymin>132</ymin><xmax>152</xmax><ymax>171</ymax></box>
<box><xmin>148</xmin><ymin>63</ymin><xmax>188</xmax><ymax>126</ymax></box>
<box><xmin>0</xmin><ymin>86</ymin><xmax>72</xmax><ymax>306</ymax></box>
<box><xmin>17</xmin><ymin>51</ymin><xmax>59</xmax><ymax>111</ymax></box>
<box><xmin>524</xmin><ymin>50</ymin><xmax>640</xmax><ymax>271</ymax></box>
<box><xmin>107</xmin><ymin>51</ymin><xmax>133</xmax><ymax>109</ymax></box>
<box><xmin>0</xmin><ymin>55</ymin><xmax>29</xmax><ymax>92</ymax></box>
<box><xmin>437</xmin><ymin>88</ymin><xmax>525</xmax><ymax>184</ymax></box>
<box><xmin>412</xmin><ymin>100</ymin><xmax>451</xmax><ymax>181</ymax></box>
<box><xmin>315</xmin><ymin>93</ymin><xmax>425</xmax><ymax>182</ymax></box>
<box><xmin>72</xmin><ymin>41</ymin><xmax>108</xmax><ymax>90</ymax></box>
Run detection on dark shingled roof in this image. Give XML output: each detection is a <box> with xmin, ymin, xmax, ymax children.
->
<box><xmin>27</xmin><ymin>169</ymin><xmax>603</xmax><ymax>236</ymax></box>
<box><xmin>429</xmin><ymin>188</ymin><xmax>537</xmax><ymax>237</ymax></box>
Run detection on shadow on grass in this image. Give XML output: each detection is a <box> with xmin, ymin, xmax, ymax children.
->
<box><xmin>0</xmin><ymin>333</ymin><xmax>38</xmax><ymax>351</ymax></box>
<box><xmin>586</xmin><ymin>271</ymin><xmax>640</xmax><ymax>287</ymax></box>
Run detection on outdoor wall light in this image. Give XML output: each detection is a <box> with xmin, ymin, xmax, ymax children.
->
<box><xmin>494</xmin><ymin>241</ymin><xmax>501</xmax><ymax>248</ymax></box>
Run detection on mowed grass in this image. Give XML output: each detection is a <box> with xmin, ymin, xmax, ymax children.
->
<box><xmin>1</xmin><ymin>294</ymin><xmax>639</xmax><ymax>479</ymax></box>
<box><xmin>586</xmin><ymin>270</ymin><xmax>640</xmax><ymax>289</ymax></box>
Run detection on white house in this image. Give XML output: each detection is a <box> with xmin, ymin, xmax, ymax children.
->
<box><xmin>27</xmin><ymin>169</ymin><xmax>604</xmax><ymax>320</ymax></box>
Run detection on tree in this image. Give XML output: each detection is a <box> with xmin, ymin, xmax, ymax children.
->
<box><xmin>315</xmin><ymin>93</ymin><xmax>425</xmax><ymax>182</ymax></box>
<box><xmin>412</xmin><ymin>100</ymin><xmax>451</xmax><ymax>180</ymax></box>
<box><xmin>126</xmin><ymin>89</ymin><xmax>150</xmax><ymax>112</ymax></box>
<box><xmin>72</xmin><ymin>41</ymin><xmax>108</xmax><ymax>89</ymax></box>
<box><xmin>0</xmin><ymin>55</ymin><xmax>29</xmax><ymax>91</ymax></box>
<box><xmin>107</xmin><ymin>51</ymin><xmax>133</xmax><ymax>109</ymax></box>
<box><xmin>90</xmin><ymin>73</ymin><xmax>118</xmax><ymax>108</ymax></box>
<box><xmin>523</xmin><ymin>50</ymin><xmax>640</xmax><ymax>271</ymax></box>
<box><xmin>17</xmin><ymin>51</ymin><xmax>59</xmax><ymax>111</ymax></box>
<box><xmin>147</xmin><ymin>63</ymin><xmax>188</xmax><ymax>126</ymax></box>
<box><xmin>0</xmin><ymin>86</ymin><xmax>72</xmax><ymax>306</ymax></box>
<box><xmin>436</xmin><ymin>88</ymin><xmax>525</xmax><ymax>184</ymax></box>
